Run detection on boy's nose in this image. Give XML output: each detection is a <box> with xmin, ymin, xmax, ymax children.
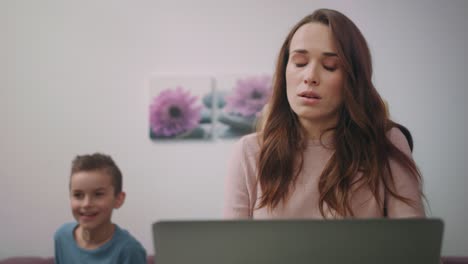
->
<box><xmin>82</xmin><ymin>196</ymin><xmax>93</xmax><ymax>207</ymax></box>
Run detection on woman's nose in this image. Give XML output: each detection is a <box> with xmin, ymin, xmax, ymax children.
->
<box><xmin>304</xmin><ymin>64</ymin><xmax>320</xmax><ymax>86</ymax></box>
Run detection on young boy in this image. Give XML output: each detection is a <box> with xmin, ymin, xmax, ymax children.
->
<box><xmin>54</xmin><ymin>153</ymin><xmax>147</xmax><ymax>264</ymax></box>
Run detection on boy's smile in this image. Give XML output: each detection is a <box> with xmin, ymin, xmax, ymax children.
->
<box><xmin>79</xmin><ymin>211</ymin><xmax>99</xmax><ymax>221</ymax></box>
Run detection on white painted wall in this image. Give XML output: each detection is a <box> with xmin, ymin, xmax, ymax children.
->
<box><xmin>1</xmin><ymin>0</ymin><xmax>467</xmax><ymax>258</ymax></box>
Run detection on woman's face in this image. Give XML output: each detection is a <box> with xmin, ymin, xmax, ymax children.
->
<box><xmin>286</xmin><ymin>22</ymin><xmax>345</xmax><ymax>131</ymax></box>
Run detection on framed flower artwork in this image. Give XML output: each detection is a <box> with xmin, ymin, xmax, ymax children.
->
<box><xmin>214</xmin><ymin>74</ymin><xmax>272</xmax><ymax>139</ymax></box>
<box><xmin>148</xmin><ymin>74</ymin><xmax>215</xmax><ymax>140</ymax></box>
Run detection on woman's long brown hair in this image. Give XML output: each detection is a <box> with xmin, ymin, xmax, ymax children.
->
<box><xmin>257</xmin><ymin>9</ymin><xmax>423</xmax><ymax>217</ymax></box>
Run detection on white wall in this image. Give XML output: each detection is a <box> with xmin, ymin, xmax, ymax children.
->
<box><xmin>1</xmin><ymin>0</ymin><xmax>467</xmax><ymax>258</ymax></box>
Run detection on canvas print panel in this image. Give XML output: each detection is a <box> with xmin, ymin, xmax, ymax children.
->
<box><xmin>148</xmin><ymin>74</ymin><xmax>214</xmax><ymax>140</ymax></box>
<box><xmin>214</xmin><ymin>74</ymin><xmax>272</xmax><ymax>139</ymax></box>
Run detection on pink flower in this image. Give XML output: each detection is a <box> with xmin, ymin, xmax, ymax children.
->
<box><xmin>150</xmin><ymin>87</ymin><xmax>202</xmax><ymax>137</ymax></box>
<box><xmin>224</xmin><ymin>75</ymin><xmax>272</xmax><ymax>117</ymax></box>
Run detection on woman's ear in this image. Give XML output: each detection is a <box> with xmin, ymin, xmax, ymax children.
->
<box><xmin>114</xmin><ymin>191</ymin><xmax>126</xmax><ymax>209</ymax></box>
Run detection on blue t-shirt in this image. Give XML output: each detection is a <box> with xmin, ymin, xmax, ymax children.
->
<box><xmin>54</xmin><ymin>222</ymin><xmax>147</xmax><ymax>264</ymax></box>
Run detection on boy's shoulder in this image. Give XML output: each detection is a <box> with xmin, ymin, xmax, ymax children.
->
<box><xmin>111</xmin><ymin>225</ymin><xmax>147</xmax><ymax>262</ymax></box>
<box><xmin>54</xmin><ymin>222</ymin><xmax>77</xmax><ymax>240</ymax></box>
<box><xmin>114</xmin><ymin>224</ymin><xmax>146</xmax><ymax>254</ymax></box>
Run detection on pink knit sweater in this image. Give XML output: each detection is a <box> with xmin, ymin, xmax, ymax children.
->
<box><xmin>224</xmin><ymin>128</ymin><xmax>425</xmax><ymax>219</ymax></box>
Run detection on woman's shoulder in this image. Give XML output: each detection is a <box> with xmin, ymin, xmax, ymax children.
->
<box><xmin>386</xmin><ymin>126</ymin><xmax>412</xmax><ymax>154</ymax></box>
<box><xmin>387</xmin><ymin>126</ymin><xmax>404</xmax><ymax>140</ymax></box>
<box><xmin>238</xmin><ymin>132</ymin><xmax>260</xmax><ymax>145</ymax></box>
<box><xmin>236</xmin><ymin>133</ymin><xmax>261</xmax><ymax>154</ymax></box>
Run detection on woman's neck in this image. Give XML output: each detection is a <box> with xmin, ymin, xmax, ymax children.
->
<box><xmin>299</xmin><ymin>116</ymin><xmax>337</xmax><ymax>141</ymax></box>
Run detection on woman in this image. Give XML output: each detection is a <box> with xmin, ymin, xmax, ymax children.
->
<box><xmin>224</xmin><ymin>9</ymin><xmax>425</xmax><ymax>219</ymax></box>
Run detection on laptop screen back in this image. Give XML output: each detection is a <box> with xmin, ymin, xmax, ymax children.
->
<box><xmin>153</xmin><ymin>219</ymin><xmax>443</xmax><ymax>264</ymax></box>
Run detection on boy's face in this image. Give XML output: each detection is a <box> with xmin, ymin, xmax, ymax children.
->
<box><xmin>69</xmin><ymin>170</ymin><xmax>125</xmax><ymax>231</ymax></box>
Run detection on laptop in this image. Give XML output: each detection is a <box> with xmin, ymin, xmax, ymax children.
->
<box><xmin>152</xmin><ymin>218</ymin><xmax>443</xmax><ymax>264</ymax></box>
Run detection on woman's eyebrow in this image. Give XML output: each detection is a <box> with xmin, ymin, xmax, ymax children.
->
<box><xmin>322</xmin><ymin>52</ymin><xmax>338</xmax><ymax>57</ymax></box>
<box><xmin>291</xmin><ymin>49</ymin><xmax>308</xmax><ymax>54</ymax></box>
<box><xmin>291</xmin><ymin>49</ymin><xmax>338</xmax><ymax>57</ymax></box>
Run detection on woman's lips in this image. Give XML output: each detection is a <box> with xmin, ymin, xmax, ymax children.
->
<box><xmin>298</xmin><ymin>90</ymin><xmax>321</xmax><ymax>99</ymax></box>
<box><xmin>298</xmin><ymin>90</ymin><xmax>321</xmax><ymax>105</ymax></box>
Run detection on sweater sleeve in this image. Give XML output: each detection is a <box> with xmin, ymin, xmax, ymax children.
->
<box><xmin>386</xmin><ymin>127</ymin><xmax>426</xmax><ymax>218</ymax></box>
<box><xmin>223</xmin><ymin>136</ymin><xmax>255</xmax><ymax>219</ymax></box>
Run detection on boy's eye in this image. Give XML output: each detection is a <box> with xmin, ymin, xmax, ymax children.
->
<box><xmin>95</xmin><ymin>192</ymin><xmax>105</xmax><ymax>196</ymax></box>
<box><xmin>73</xmin><ymin>193</ymin><xmax>84</xmax><ymax>199</ymax></box>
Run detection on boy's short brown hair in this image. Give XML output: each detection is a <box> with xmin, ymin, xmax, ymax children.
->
<box><xmin>70</xmin><ymin>153</ymin><xmax>122</xmax><ymax>195</ymax></box>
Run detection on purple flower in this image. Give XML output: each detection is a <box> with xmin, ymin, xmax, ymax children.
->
<box><xmin>224</xmin><ymin>75</ymin><xmax>272</xmax><ymax>117</ymax></box>
<box><xmin>150</xmin><ymin>87</ymin><xmax>202</xmax><ymax>137</ymax></box>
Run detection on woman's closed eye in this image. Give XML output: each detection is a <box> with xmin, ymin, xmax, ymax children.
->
<box><xmin>291</xmin><ymin>53</ymin><xmax>308</xmax><ymax>68</ymax></box>
<box><xmin>323</xmin><ymin>64</ymin><xmax>337</xmax><ymax>72</ymax></box>
<box><xmin>322</xmin><ymin>57</ymin><xmax>339</xmax><ymax>72</ymax></box>
<box><xmin>292</xmin><ymin>58</ymin><xmax>308</xmax><ymax>68</ymax></box>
